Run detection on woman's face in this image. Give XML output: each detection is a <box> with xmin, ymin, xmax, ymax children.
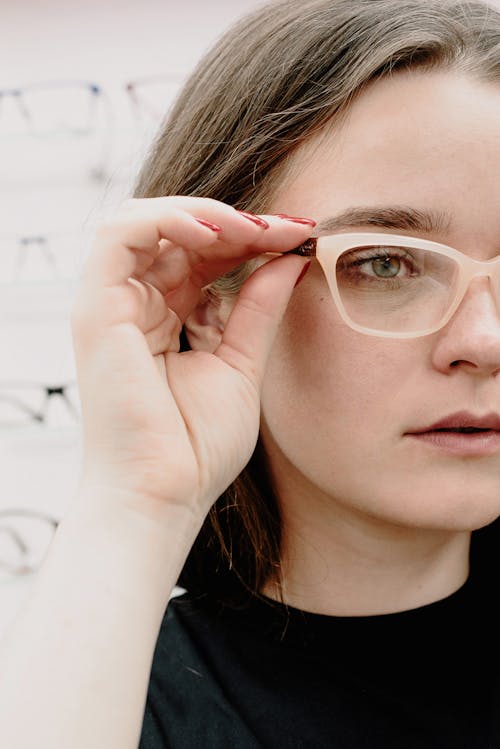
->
<box><xmin>261</xmin><ymin>70</ymin><xmax>500</xmax><ymax>532</ymax></box>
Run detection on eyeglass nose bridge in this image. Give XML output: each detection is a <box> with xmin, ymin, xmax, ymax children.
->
<box><xmin>449</xmin><ymin>253</ymin><xmax>500</xmax><ymax>321</ymax></box>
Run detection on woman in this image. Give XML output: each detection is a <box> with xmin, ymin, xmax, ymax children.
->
<box><xmin>1</xmin><ymin>0</ymin><xmax>500</xmax><ymax>746</ymax></box>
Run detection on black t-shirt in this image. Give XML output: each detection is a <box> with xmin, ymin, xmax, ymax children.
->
<box><xmin>139</xmin><ymin>521</ymin><xmax>500</xmax><ymax>748</ymax></box>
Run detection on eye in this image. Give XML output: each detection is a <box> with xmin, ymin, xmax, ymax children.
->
<box><xmin>338</xmin><ymin>247</ymin><xmax>418</xmax><ymax>283</ymax></box>
<box><xmin>370</xmin><ymin>255</ymin><xmax>401</xmax><ymax>278</ymax></box>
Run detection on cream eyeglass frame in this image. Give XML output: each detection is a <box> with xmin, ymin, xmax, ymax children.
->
<box><xmin>289</xmin><ymin>232</ymin><xmax>500</xmax><ymax>339</ymax></box>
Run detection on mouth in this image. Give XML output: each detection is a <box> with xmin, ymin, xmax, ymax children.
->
<box><xmin>430</xmin><ymin>427</ymin><xmax>494</xmax><ymax>434</ymax></box>
<box><xmin>405</xmin><ymin>413</ymin><xmax>500</xmax><ymax>456</ymax></box>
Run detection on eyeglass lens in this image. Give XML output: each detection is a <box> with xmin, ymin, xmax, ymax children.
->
<box><xmin>334</xmin><ymin>243</ymin><xmax>460</xmax><ymax>333</ymax></box>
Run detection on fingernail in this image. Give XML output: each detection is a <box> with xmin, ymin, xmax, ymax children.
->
<box><xmin>275</xmin><ymin>214</ymin><xmax>316</xmax><ymax>227</ymax></box>
<box><xmin>294</xmin><ymin>261</ymin><xmax>311</xmax><ymax>287</ymax></box>
<box><xmin>237</xmin><ymin>211</ymin><xmax>270</xmax><ymax>229</ymax></box>
<box><xmin>195</xmin><ymin>218</ymin><xmax>222</xmax><ymax>232</ymax></box>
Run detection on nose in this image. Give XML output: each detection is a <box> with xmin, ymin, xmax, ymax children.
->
<box><xmin>432</xmin><ymin>276</ymin><xmax>500</xmax><ymax>377</ymax></box>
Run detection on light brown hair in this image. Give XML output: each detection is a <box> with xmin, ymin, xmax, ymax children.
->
<box><xmin>133</xmin><ymin>0</ymin><xmax>500</xmax><ymax>607</ymax></box>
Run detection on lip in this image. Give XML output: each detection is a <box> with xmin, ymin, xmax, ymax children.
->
<box><xmin>414</xmin><ymin>411</ymin><xmax>500</xmax><ymax>432</ymax></box>
<box><xmin>405</xmin><ymin>410</ymin><xmax>500</xmax><ymax>456</ymax></box>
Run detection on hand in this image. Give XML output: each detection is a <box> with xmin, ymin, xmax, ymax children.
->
<box><xmin>71</xmin><ymin>196</ymin><xmax>312</xmax><ymax>524</ymax></box>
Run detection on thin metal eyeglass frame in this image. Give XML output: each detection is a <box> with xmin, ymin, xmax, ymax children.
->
<box><xmin>0</xmin><ymin>80</ymin><xmax>113</xmax><ymax>181</ymax></box>
<box><xmin>0</xmin><ymin>81</ymin><xmax>104</xmax><ymax>135</ymax></box>
<box><xmin>289</xmin><ymin>232</ymin><xmax>500</xmax><ymax>339</ymax></box>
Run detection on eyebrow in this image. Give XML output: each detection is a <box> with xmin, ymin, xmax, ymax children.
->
<box><xmin>315</xmin><ymin>206</ymin><xmax>453</xmax><ymax>235</ymax></box>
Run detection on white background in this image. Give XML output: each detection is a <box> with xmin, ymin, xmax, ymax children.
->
<box><xmin>0</xmin><ymin>0</ymin><xmax>265</xmax><ymax>636</ymax></box>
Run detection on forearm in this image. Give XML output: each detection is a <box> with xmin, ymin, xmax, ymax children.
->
<box><xmin>0</xmin><ymin>490</ymin><xmax>200</xmax><ymax>749</ymax></box>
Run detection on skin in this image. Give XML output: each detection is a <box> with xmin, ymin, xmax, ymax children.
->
<box><xmin>190</xmin><ymin>70</ymin><xmax>500</xmax><ymax>615</ymax></box>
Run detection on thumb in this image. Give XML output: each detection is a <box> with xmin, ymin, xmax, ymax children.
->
<box><xmin>214</xmin><ymin>254</ymin><xmax>310</xmax><ymax>386</ymax></box>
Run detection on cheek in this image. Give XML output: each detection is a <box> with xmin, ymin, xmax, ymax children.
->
<box><xmin>260</xmin><ymin>277</ymin><xmax>420</xmax><ymax>475</ymax></box>
<box><xmin>262</xmin><ymin>282</ymin><xmax>384</xmax><ymax>435</ymax></box>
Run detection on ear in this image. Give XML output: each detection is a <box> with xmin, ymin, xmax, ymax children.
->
<box><xmin>184</xmin><ymin>292</ymin><xmax>234</xmax><ymax>353</ymax></box>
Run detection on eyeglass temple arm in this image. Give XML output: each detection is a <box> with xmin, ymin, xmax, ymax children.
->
<box><xmin>287</xmin><ymin>237</ymin><xmax>317</xmax><ymax>257</ymax></box>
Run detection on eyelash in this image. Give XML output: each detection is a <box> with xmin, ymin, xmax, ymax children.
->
<box><xmin>339</xmin><ymin>249</ymin><xmax>418</xmax><ymax>281</ymax></box>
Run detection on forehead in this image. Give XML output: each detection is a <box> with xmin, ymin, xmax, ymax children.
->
<box><xmin>340</xmin><ymin>71</ymin><xmax>498</xmax><ymax>162</ymax></box>
<box><xmin>270</xmin><ymin>70</ymin><xmax>500</xmax><ymax>246</ymax></box>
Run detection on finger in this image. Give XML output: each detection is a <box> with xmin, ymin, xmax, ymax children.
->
<box><xmin>128</xmin><ymin>213</ymin><xmax>313</xmax><ymax>296</ymax></box>
<box><xmin>79</xmin><ymin>208</ymin><xmax>221</xmax><ymax>291</ymax></box>
<box><xmin>88</xmin><ymin>196</ymin><xmax>312</xmax><ymax>288</ymax></box>
<box><xmin>214</xmin><ymin>254</ymin><xmax>310</xmax><ymax>387</ymax></box>
<box><xmin>137</xmin><ymin>243</ymin><xmax>259</xmax><ymax>302</ymax></box>
<box><xmin>120</xmin><ymin>197</ymin><xmax>271</xmax><ymax>255</ymax></box>
<box><xmin>138</xmin><ymin>197</ymin><xmax>316</xmax><ymax>252</ymax></box>
<box><xmin>78</xmin><ymin>201</ymin><xmax>266</xmax><ymax>296</ymax></box>
<box><xmin>77</xmin><ymin>198</ymin><xmax>315</xmax><ymax>329</ymax></box>
<box><xmin>144</xmin><ymin>309</ymin><xmax>183</xmax><ymax>355</ymax></box>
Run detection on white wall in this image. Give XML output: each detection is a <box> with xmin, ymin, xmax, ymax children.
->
<box><xmin>0</xmin><ymin>0</ymin><xmax>266</xmax><ymax>635</ymax></box>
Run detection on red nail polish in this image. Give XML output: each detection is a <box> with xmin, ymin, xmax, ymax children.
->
<box><xmin>294</xmin><ymin>261</ymin><xmax>311</xmax><ymax>287</ymax></box>
<box><xmin>195</xmin><ymin>218</ymin><xmax>222</xmax><ymax>232</ymax></box>
<box><xmin>237</xmin><ymin>211</ymin><xmax>270</xmax><ymax>229</ymax></box>
<box><xmin>276</xmin><ymin>214</ymin><xmax>317</xmax><ymax>227</ymax></box>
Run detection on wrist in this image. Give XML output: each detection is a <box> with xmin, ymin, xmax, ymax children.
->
<box><xmin>74</xmin><ymin>477</ymin><xmax>204</xmax><ymax>535</ymax></box>
<box><xmin>55</xmin><ymin>484</ymin><xmax>203</xmax><ymax>599</ymax></box>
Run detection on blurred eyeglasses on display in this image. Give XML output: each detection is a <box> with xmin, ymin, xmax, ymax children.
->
<box><xmin>0</xmin><ymin>508</ymin><xmax>59</xmax><ymax>581</ymax></box>
<box><xmin>0</xmin><ymin>80</ymin><xmax>113</xmax><ymax>184</ymax></box>
<box><xmin>0</xmin><ymin>382</ymin><xmax>81</xmax><ymax>430</ymax></box>
<box><xmin>0</xmin><ymin>229</ymin><xmax>89</xmax><ymax>285</ymax></box>
<box><xmin>125</xmin><ymin>74</ymin><xmax>183</xmax><ymax>125</ymax></box>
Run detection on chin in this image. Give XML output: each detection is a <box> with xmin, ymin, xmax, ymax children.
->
<box><xmin>395</xmin><ymin>495</ymin><xmax>500</xmax><ymax>533</ymax></box>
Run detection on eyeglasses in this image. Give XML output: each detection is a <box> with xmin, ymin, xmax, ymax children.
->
<box><xmin>0</xmin><ymin>81</ymin><xmax>106</xmax><ymax>137</ymax></box>
<box><xmin>0</xmin><ymin>508</ymin><xmax>58</xmax><ymax>581</ymax></box>
<box><xmin>0</xmin><ymin>229</ymin><xmax>89</xmax><ymax>285</ymax></box>
<box><xmin>125</xmin><ymin>75</ymin><xmax>183</xmax><ymax>124</ymax></box>
<box><xmin>0</xmin><ymin>382</ymin><xmax>80</xmax><ymax>429</ymax></box>
<box><xmin>0</xmin><ymin>80</ymin><xmax>113</xmax><ymax>182</ymax></box>
<box><xmin>291</xmin><ymin>232</ymin><xmax>500</xmax><ymax>339</ymax></box>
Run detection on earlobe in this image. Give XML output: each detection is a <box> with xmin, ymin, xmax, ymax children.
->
<box><xmin>184</xmin><ymin>295</ymin><xmax>228</xmax><ymax>353</ymax></box>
